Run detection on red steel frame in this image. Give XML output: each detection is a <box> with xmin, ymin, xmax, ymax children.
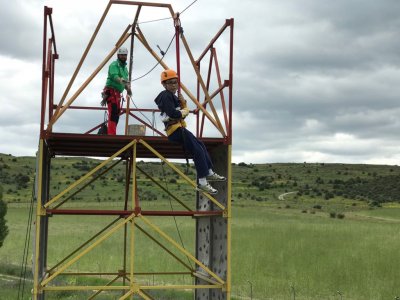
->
<box><xmin>40</xmin><ymin>6</ymin><xmax>234</xmax><ymax>147</ymax></box>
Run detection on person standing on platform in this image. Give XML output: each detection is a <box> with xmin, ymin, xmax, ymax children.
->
<box><xmin>102</xmin><ymin>47</ymin><xmax>132</xmax><ymax>135</ymax></box>
<box><xmin>154</xmin><ymin>69</ymin><xmax>226</xmax><ymax>194</ymax></box>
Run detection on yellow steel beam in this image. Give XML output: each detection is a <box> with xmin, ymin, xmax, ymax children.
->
<box><xmin>130</xmin><ymin>144</ymin><xmax>137</xmax><ymax>300</ymax></box>
<box><xmin>130</xmin><ymin>217</ymin><xmax>135</xmax><ymax>292</ymax></box>
<box><xmin>226</xmin><ymin>144</ymin><xmax>232</xmax><ymax>298</ymax></box>
<box><xmin>43</xmin><ymin>286</ymin><xmax>129</xmax><ymax>291</ymax></box>
<box><xmin>119</xmin><ymin>291</ymin><xmax>134</xmax><ymax>300</ymax></box>
<box><xmin>48</xmin><ymin>218</ymin><xmax>120</xmax><ymax>274</ymax></box>
<box><xmin>211</xmin><ymin>48</ymin><xmax>229</xmax><ymax>131</ymax></box>
<box><xmin>33</xmin><ymin>139</ymin><xmax>44</xmax><ymax>298</ymax></box>
<box><xmin>60</xmin><ymin>272</ymin><xmax>121</xmax><ymax>276</ymax></box>
<box><xmin>180</xmin><ymin>34</ymin><xmax>226</xmax><ymax>137</ymax></box>
<box><xmin>54</xmin><ymin>159</ymin><xmax>123</xmax><ymax>209</ymax></box>
<box><xmin>137</xmin><ymin>289</ymin><xmax>154</xmax><ymax>300</ymax></box>
<box><xmin>139</xmin><ymin>139</ymin><xmax>225</xmax><ymax>210</ymax></box>
<box><xmin>45</xmin><ymin>139</ymin><xmax>137</xmax><ymax>208</ymax></box>
<box><xmin>140</xmin><ymin>284</ymin><xmax>222</xmax><ymax>290</ymax></box>
<box><xmin>193</xmin><ymin>271</ymin><xmax>220</xmax><ymax>285</ymax></box>
<box><xmin>139</xmin><ymin>215</ymin><xmax>224</xmax><ymax>285</ymax></box>
<box><xmin>88</xmin><ymin>275</ymin><xmax>121</xmax><ymax>300</ymax></box>
<box><xmin>50</xmin><ymin>270</ymin><xmax>192</xmax><ymax>277</ymax></box>
<box><xmin>135</xmin><ymin>223</ymin><xmax>193</xmax><ymax>271</ymax></box>
<box><xmin>52</xmin><ymin>1</ymin><xmax>112</xmax><ymax>123</ymax></box>
<box><xmin>119</xmin><ymin>282</ymin><xmax>139</xmax><ymax>300</ymax></box>
<box><xmin>136</xmin><ymin>290</ymin><xmax>152</xmax><ymax>300</ymax></box>
<box><xmin>41</xmin><ymin>214</ymin><xmax>135</xmax><ymax>287</ymax></box>
<box><xmin>134</xmin><ymin>28</ymin><xmax>225</xmax><ymax>137</ymax></box>
<box><xmin>50</xmin><ymin>29</ymin><xmax>131</xmax><ymax>127</ymax></box>
<box><xmin>42</xmin><ymin>284</ymin><xmax>221</xmax><ymax>291</ymax></box>
<box><xmin>136</xmin><ymin>165</ymin><xmax>192</xmax><ymax>211</ymax></box>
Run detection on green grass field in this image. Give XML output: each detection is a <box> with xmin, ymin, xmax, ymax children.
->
<box><xmin>1</xmin><ymin>200</ymin><xmax>399</xmax><ymax>299</ymax></box>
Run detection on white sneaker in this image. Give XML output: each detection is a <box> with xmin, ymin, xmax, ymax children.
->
<box><xmin>197</xmin><ymin>183</ymin><xmax>218</xmax><ymax>194</ymax></box>
<box><xmin>206</xmin><ymin>173</ymin><xmax>226</xmax><ymax>181</ymax></box>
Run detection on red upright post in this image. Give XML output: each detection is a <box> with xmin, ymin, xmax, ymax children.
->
<box><xmin>228</xmin><ymin>18</ymin><xmax>234</xmax><ymax>144</ymax></box>
<box><xmin>40</xmin><ymin>7</ymin><xmax>50</xmax><ymax>137</ymax></box>
<box><xmin>174</xmin><ymin>13</ymin><xmax>181</xmax><ymax>93</ymax></box>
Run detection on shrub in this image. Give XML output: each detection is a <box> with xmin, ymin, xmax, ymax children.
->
<box><xmin>337</xmin><ymin>213</ymin><xmax>345</xmax><ymax>219</ymax></box>
<box><xmin>369</xmin><ymin>201</ymin><xmax>382</xmax><ymax>208</ymax></box>
<box><xmin>0</xmin><ymin>187</ymin><xmax>9</xmax><ymax>248</ymax></box>
<box><xmin>15</xmin><ymin>173</ymin><xmax>30</xmax><ymax>189</ymax></box>
<box><xmin>329</xmin><ymin>212</ymin><xmax>336</xmax><ymax>218</ymax></box>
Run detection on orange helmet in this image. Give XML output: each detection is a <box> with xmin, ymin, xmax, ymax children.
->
<box><xmin>160</xmin><ymin>69</ymin><xmax>178</xmax><ymax>83</ymax></box>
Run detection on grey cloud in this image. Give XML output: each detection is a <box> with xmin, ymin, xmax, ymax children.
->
<box><xmin>0</xmin><ymin>1</ymin><xmax>42</xmax><ymax>60</ymax></box>
<box><xmin>3</xmin><ymin>0</ymin><xmax>400</xmax><ymax>165</ymax></box>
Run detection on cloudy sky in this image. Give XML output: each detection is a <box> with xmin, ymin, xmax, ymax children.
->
<box><xmin>1</xmin><ymin>0</ymin><xmax>400</xmax><ymax>164</ymax></box>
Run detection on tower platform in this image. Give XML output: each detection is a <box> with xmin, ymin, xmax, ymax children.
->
<box><xmin>44</xmin><ymin>132</ymin><xmax>227</xmax><ymax>159</ymax></box>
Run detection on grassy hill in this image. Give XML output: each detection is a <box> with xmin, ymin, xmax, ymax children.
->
<box><xmin>1</xmin><ymin>153</ymin><xmax>400</xmax><ymax>299</ymax></box>
<box><xmin>1</xmin><ymin>153</ymin><xmax>400</xmax><ymax>212</ymax></box>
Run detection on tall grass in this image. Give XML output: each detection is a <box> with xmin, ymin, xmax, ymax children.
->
<box><xmin>231</xmin><ymin>203</ymin><xmax>400</xmax><ymax>299</ymax></box>
<box><xmin>1</xmin><ymin>201</ymin><xmax>400</xmax><ymax>299</ymax></box>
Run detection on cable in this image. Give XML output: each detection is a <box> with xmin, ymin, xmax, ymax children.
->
<box><xmin>129</xmin><ymin>98</ymin><xmax>154</xmax><ymax>128</ymax></box>
<box><xmin>137</xmin><ymin>0</ymin><xmax>198</xmax><ymax>24</ymax></box>
<box><xmin>180</xmin><ymin>0</ymin><xmax>198</xmax><ymax>14</ymax></box>
<box><xmin>17</xmin><ymin>178</ymin><xmax>35</xmax><ymax>299</ymax></box>
<box><xmin>138</xmin><ymin>16</ymin><xmax>171</xmax><ymax>25</ymax></box>
<box><xmin>129</xmin><ymin>1</ymin><xmax>199</xmax><ymax>83</ymax></box>
<box><xmin>130</xmin><ymin>32</ymin><xmax>175</xmax><ymax>83</ymax></box>
<box><xmin>160</xmin><ymin>162</ymin><xmax>194</xmax><ymax>269</ymax></box>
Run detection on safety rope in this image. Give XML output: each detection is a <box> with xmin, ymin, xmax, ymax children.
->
<box><xmin>17</xmin><ymin>177</ymin><xmax>35</xmax><ymax>299</ymax></box>
<box><xmin>129</xmin><ymin>98</ymin><xmax>154</xmax><ymax>130</ymax></box>
<box><xmin>180</xmin><ymin>0</ymin><xmax>198</xmax><ymax>14</ymax></box>
<box><xmin>130</xmin><ymin>32</ymin><xmax>175</xmax><ymax>83</ymax></box>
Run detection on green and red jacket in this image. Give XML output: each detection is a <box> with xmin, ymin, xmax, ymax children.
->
<box><xmin>105</xmin><ymin>59</ymin><xmax>128</xmax><ymax>92</ymax></box>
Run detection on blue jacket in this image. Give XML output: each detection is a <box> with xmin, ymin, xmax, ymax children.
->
<box><xmin>154</xmin><ymin>90</ymin><xmax>186</xmax><ymax>136</ymax></box>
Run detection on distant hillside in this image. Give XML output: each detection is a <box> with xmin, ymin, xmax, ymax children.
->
<box><xmin>1</xmin><ymin>153</ymin><xmax>400</xmax><ymax>206</ymax></box>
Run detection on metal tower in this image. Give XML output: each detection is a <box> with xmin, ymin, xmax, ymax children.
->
<box><xmin>34</xmin><ymin>2</ymin><xmax>233</xmax><ymax>299</ymax></box>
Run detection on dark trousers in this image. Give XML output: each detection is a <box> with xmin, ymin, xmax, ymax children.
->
<box><xmin>168</xmin><ymin>127</ymin><xmax>213</xmax><ymax>178</ymax></box>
